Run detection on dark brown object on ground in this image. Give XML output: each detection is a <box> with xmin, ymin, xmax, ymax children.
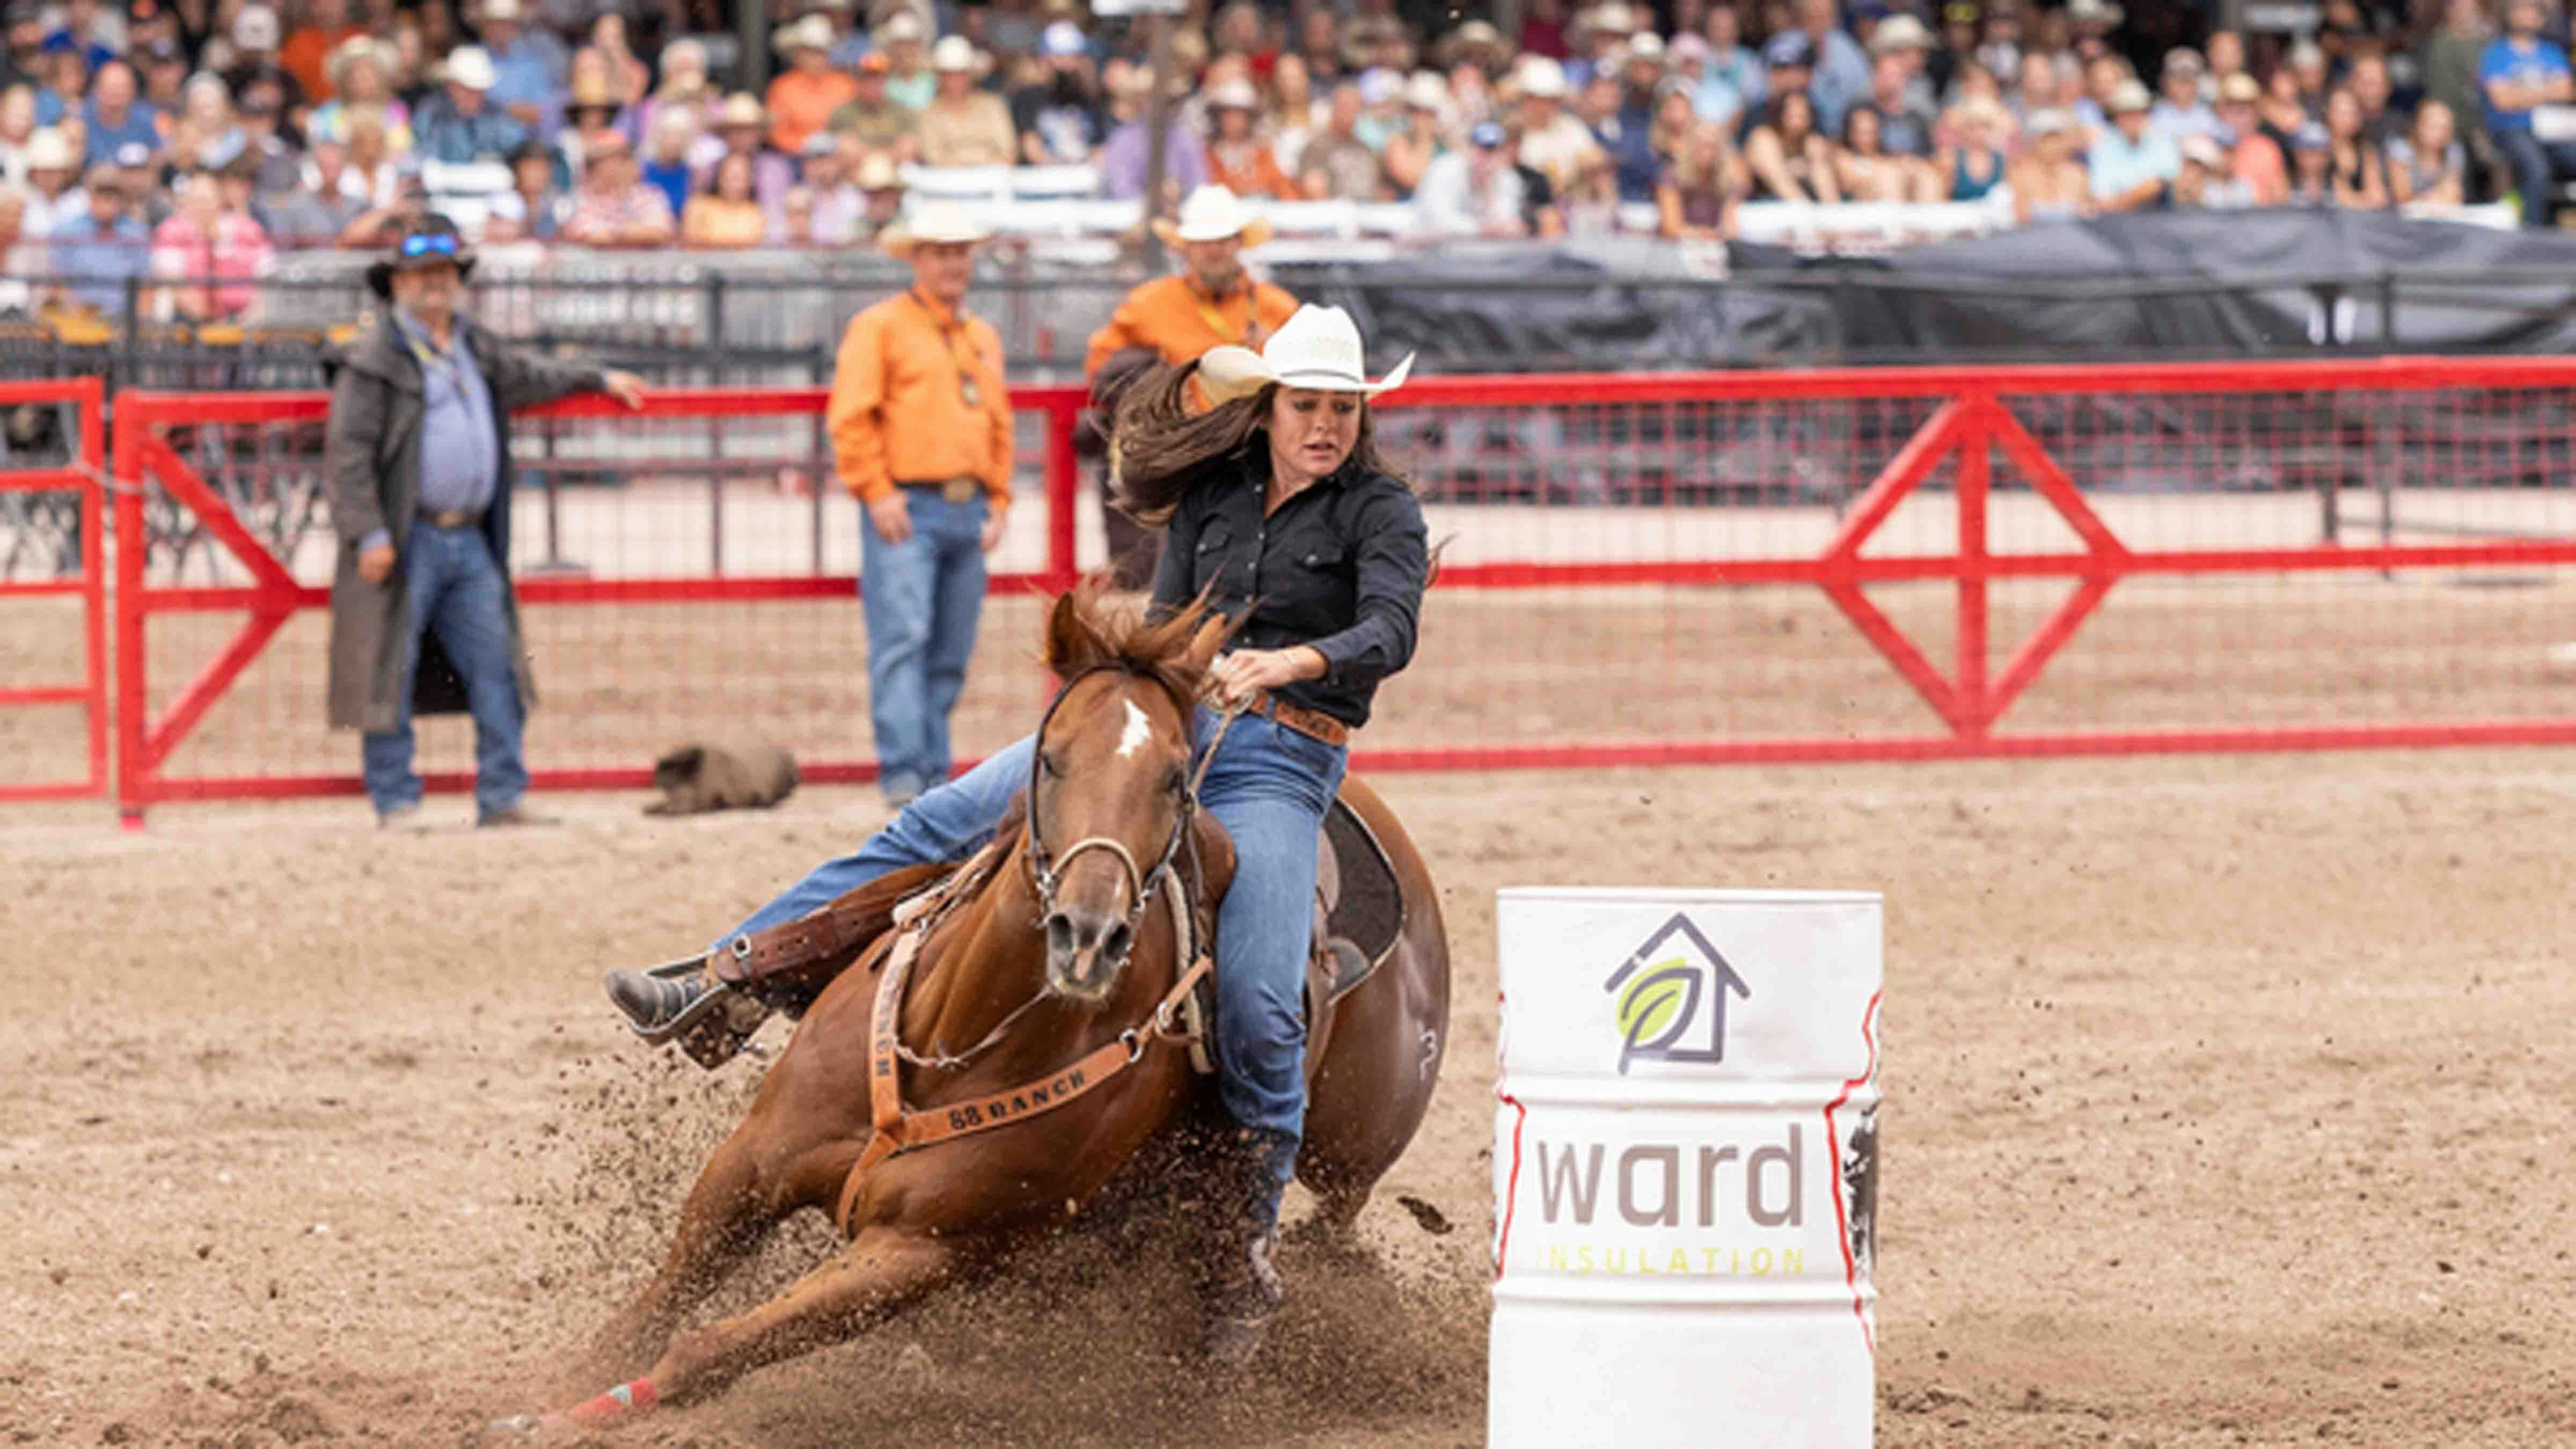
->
<box><xmin>643</xmin><ymin>741</ymin><xmax>802</xmax><ymax>816</ymax></box>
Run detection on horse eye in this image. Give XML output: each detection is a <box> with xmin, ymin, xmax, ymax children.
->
<box><xmin>1165</xmin><ymin>766</ymin><xmax>1188</xmax><ymax>797</ymax></box>
<box><xmin>1037</xmin><ymin>750</ymin><xmax>1062</xmax><ymax>779</ymax></box>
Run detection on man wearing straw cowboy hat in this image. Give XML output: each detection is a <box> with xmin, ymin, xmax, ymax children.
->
<box><xmin>325</xmin><ymin>215</ymin><xmax>646</xmax><ymax>829</ymax></box>
<box><xmin>1080</xmin><ymin>183</ymin><xmax>1298</xmax><ymax>585</ymax></box>
<box><xmin>826</xmin><ymin>199</ymin><xmax>1013</xmax><ymax>809</ymax></box>
<box><xmin>1082</xmin><ymin>184</ymin><xmax>1298</xmax><ymax>378</ymax></box>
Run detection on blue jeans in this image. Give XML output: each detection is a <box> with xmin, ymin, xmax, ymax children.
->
<box><xmin>2496</xmin><ymin>127</ymin><xmax>2576</xmax><ymax>227</ymax></box>
<box><xmin>861</xmin><ymin>491</ymin><xmax>989</xmax><ymax>797</ymax></box>
<box><xmin>723</xmin><ymin>709</ymin><xmax>1346</xmax><ymax>1167</ymax></box>
<box><xmin>361</xmin><ymin>522</ymin><xmax>528</xmax><ymax>818</ymax></box>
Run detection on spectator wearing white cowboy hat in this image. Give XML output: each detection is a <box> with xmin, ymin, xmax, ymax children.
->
<box><xmin>824</xmin><ymin>199</ymin><xmax>1013</xmax><ymax>809</ymax></box>
<box><xmin>413</xmin><ymin>45</ymin><xmax>528</xmax><ymax>164</ymax></box>
<box><xmin>1202</xmin><ymin>75</ymin><xmax>1296</xmax><ymax>199</ymax></box>
<box><xmin>1381</xmin><ymin>70</ymin><xmax>1454</xmax><ymax>196</ymax></box>
<box><xmin>876</xmin><ymin>11</ymin><xmax>935</xmax><ymax>112</ymax></box>
<box><xmin>1514</xmin><ymin>54</ymin><xmax>1606</xmax><ymax>195</ymax></box>
<box><xmin>767</xmin><ymin>13</ymin><xmax>856</xmax><ymax>156</ymax></box>
<box><xmin>1567</xmin><ymin>2</ymin><xmax>1641</xmax><ymax>91</ymax></box>
<box><xmin>704</xmin><ymin>90</ymin><xmax>796</xmax><ymax>219</ymax></box>
<box><xmin>1086</xmin><ymin>183</ymin><xmax>1298</xmax><ymax>380</ymax></box>
<box><xmin>219</xmin><ymin>4</ymin><xmax>311</xmax><ymax>115</ymax></box>
<box><xmin>2087</xmin><ymin>76</ymin><xmax>2175</xmax><ymax>214</ymax></box>
<box><xmin>917</xmin><ymin>34</ymin><xmax>1013</xmax><ymax>166</ymax></box>
<box><xmin>472</xmin><ymin>0</ymin><xmax>569</xmax><ymax>136</ymax></box>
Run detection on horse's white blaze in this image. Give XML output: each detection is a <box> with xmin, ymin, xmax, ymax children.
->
<box><xmin>1116</xmin><ymin>699</ymin><xmax>1154</xmax><ymax>759</ymax></box>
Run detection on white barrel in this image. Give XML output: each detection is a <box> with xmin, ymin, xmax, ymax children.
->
<box><xmin>1490</xmin><ymin>888</ymin><xmax>1882</xmax><ymax>1449</ymax></box>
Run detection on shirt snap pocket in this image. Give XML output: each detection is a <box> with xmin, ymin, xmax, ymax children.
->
<box><xmin>1298</xmin><ymin>543</ymin><xmax>1346</xmax><ymax>570</ymax></box>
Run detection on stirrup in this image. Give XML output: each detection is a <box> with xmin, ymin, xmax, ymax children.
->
<box><xmin>620</xmin><ymin>956</ymin><xmax>769</xmax><ymax>1070</ymax></box>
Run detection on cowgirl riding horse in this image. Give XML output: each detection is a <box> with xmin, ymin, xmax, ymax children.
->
<box><xmin>606</xmin><ymin>305</ymin><xmax>1427</xmax><ymax>1361</ymax></box>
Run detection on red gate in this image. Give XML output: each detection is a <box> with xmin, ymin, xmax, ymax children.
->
<box><xmin>0</xmin><ymin>377</ymin><xmax>108</xmax><ymax>801</ymax></box>
<box><xmin>104</xmin><ymin>357</ymin><xmax>2576</xmax><ymax>821</ymax></box>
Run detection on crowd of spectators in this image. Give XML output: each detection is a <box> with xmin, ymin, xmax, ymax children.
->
<box><xmin>3</xmin><ymin>0</ymin><xmax>2575</xmax><ymax>322</ymax></box>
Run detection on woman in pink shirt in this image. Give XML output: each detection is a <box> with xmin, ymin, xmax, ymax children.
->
<box><xmin>151</xmin><ymin>169</ymin><xmax>274</xmax><ymax>321</ymax></box>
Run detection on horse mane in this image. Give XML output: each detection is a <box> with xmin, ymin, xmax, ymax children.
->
<box><xmin>1040</xmin><ymin>575</ymin><xmax>1230</xmax><ymax>723</ymax></box>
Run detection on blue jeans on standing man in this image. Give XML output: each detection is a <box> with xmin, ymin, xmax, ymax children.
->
<box><xmin>361</xmin><ymin>521</ymin><xmax>529</xmax><ymax>819</ymax></box>
<box><xmin>2496</xmin><ymin>127</ymin><xmax>2576</xmax><ymax>227</ymax></box>
<box><xmin>862</xmin><ymin>489</ymin><xmax>989</xmax><ymax>802</ymax></box>
<box><xmin>720</xmin><ymin>708</ymin><xmax>1345</xmax><ymax>1194</ymax></box>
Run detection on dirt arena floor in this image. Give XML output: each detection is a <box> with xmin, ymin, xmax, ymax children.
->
<box><xmin>4</xmin><ymin>741</ymin><xmax>2574</xmax><ymax>1447</ymax></box>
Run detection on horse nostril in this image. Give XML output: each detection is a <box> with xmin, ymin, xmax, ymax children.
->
<box><xmin>1099</xmin><ymin>922</ymin><xmax>1132</xmax><ymax>965</ymax></box>
<box><xmin>1045</xmin><ymin>912</ymin><xmax>1074</xmax><ymax>959</ymax></box>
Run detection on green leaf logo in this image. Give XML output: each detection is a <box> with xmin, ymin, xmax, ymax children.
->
<box><xmin>1615</xmin><ymin>958</ymin><xmax>1702</xmax><ymax>1071</ymax></box>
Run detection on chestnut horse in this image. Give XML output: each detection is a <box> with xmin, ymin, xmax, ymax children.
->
<box><xmin>518</xmin><ymin>587</ymin><xmax>1452</xmax><ymax>1431</ymax></box>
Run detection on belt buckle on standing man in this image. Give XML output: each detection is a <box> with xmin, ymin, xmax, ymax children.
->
<box><xmin>826</xmin><ymin>200</ymin><xmax>1014</xmax><ymax>810</ymax></box>
<box><xmin>322</xmin><ymin>214</ymin><xmax>647</xmax><ymax>831</ymax></box>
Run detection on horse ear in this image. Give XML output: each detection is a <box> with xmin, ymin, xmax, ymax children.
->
<box><xmin>1179</xmin><ymin>610</ymin><xmax>1230</xmax><ymax>678</ymax></box>
<box><xmin>1045</xmin><ymin>587</ymin><xmax>1107</xmax><ymax>675</ymax></box>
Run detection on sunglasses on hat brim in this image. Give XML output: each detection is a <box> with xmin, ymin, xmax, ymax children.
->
<box><xmin>399</xmin><ymin>231</ymin><xmax>463</xmax><ymax>260</ymax></box>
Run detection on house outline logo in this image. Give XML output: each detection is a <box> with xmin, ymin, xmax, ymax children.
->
<box><xmin>1601</xmin><ymin>912</ymin><xmax>1752</xmax><ymax>1075</ymax></box>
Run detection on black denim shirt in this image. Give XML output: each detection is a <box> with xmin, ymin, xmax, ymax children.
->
<box><xmin>1148</xmin><ymin>446</ymin><xmax>1429</xmax><ymax>728</ymax></box>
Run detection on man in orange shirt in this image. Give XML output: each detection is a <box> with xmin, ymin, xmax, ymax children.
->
<box><xmin>1082</xmin><ymin>184</ymin><xmax>1297</xmax><ymax>586</ymax></box>
<box><xmin>828</xmin><ymin>201</ymin><xmax>1012</xmax><ymax>808</ymax></box>
<box><xmin>278</xmin><ymin>0</ymin><xmax>361</xmax><ymax>100</ymax></box>
<box><xmin>1082</xmin><ymin>184</ymin><xmax>1299</xmax><ymax>378</ymax></box>
<box><xmin>767</xmin><ymin>14</ymin><xmax>858</xmax><ymax>157</ymax></box>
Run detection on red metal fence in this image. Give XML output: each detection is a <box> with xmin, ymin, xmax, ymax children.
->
<box><xmin>0</xmin><ymin>377</ymin><xmax>108</xmax><ymax>802</ymax></box>
<box><xmin>83</xmin><ymin>358</ymin><xmax>2576</xmax><ymax>820</ymax></box>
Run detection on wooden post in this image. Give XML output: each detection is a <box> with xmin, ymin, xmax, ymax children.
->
<box><xmin>1138</xmin><ymin>10</ymin><xmax>1174</xmax><ymax>270</ymax></box>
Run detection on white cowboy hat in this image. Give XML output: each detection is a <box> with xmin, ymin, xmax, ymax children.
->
<box><xmin>23</xmin><ymin>127</ymin><xmax>74</xmax><ymax>171</ymax></box>
<box><xmin>1197</xmin><ymin>305</ymin><xmax>1414</xmax><ymax>401</ymax></box>
<box><xmin>774</xmin><ymin>14</ymin><xmax>834</xmax><ymax>53</ymax></box>
<box><xmin>930</xmin><ymin>34</ymin><xmax>978</xmax><ymax>72</ymax></box>
<box><xmin>855</xmin><ymin>151</ymin><xmax>903</xmax><ymax>190</ymax></box>
<box><xmin>231</xmin><ymin>3</ymin><xmax>280</xmax><ymax>49</ymax></box>
<box><xmin>1517</xmin><ymin>54</ymin><xmax>1570</xmax><ymax>99</ymax></box>
<box><xmin>1203</xmin><ymin>77</ymin><xmax>1260</xmax><ymax>111</ymax></box>
<box><xmin>1151</xmin><ymin>184</ymin><xmax>1274</xmax><ymax>248</ymax></box>
<box><xmin>882</xmin><ymin>199</ymin><xmax>991</xmax><ymax>257</ymax></box>
<box><xmin>324</xmin><ymin>33</ymin><xmax>393</xmax><ymax>90</ymax></box>
<box><xmin>444</xmin><ymin>45</ymin><xmax>499</xmax><ymax>91</ymax></box>
<box><xmin>716</xmin><ymin>91</ymin><xmax>765</xmax><ymax>128</ymax></box>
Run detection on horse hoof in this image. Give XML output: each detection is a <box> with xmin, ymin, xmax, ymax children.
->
<box><xmin>1199</xmin><ymin>1312</ymin><xmax>1271</xmax><ymax>1368</ymax></box>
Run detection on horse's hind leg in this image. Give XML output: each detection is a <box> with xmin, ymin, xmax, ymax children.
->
<box><xmin>557</xmin><ymin>1228</ymin><xmax>963</xmax><ymax>1425</ymax></box>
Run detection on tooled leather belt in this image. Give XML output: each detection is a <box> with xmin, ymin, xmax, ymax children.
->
<box><xmin>1250</xmin><ymin>691</ymin><xmax>1351</xmax><ymax>748</ymax></box>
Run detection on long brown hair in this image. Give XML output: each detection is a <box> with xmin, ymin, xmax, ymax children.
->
<box><xmin>1109</xmin><ymin>359</ymin><xmax>1399</xmax><ymax>526</ymax></box>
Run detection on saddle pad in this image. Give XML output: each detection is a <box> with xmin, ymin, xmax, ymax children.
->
<box><xmin>1321</xmin><ymin>795</ymin><xmax>1405</xmax><ymax>988</ymax></box>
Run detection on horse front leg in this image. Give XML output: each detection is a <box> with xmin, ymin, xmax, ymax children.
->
<box><xmin>551</xmin><ymin>1228</ymin><xmax>967</xmax><ymax>1429</ymax></box>
<box><xmin>564</xmin><ymin>1123</ymin><xmax>822</xmax><ymax>1397</ymax></box>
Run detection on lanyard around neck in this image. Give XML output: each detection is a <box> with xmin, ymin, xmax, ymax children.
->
<box><xmin>908</xmin><ymin>288</ymin><xmax>984</xmax><ymax>408</ymax></box>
